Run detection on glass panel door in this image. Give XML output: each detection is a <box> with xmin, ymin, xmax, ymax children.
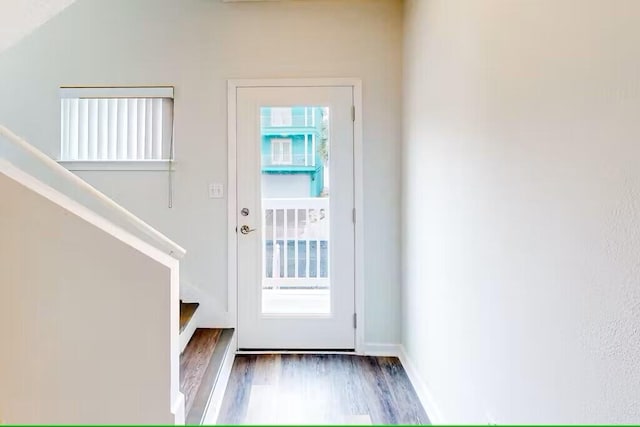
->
<box><xmin>236</xmin><ymin>85</ymin><xmax>354</xmax><ymax>350</ymax></box>
<box><xmin>260</xmin><ymin>106</ymin><xmax>331</xmax><ymax>315</ymax></box>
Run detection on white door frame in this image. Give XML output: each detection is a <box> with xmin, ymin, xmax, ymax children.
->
<box><xmin>227</xmin><ymin>78</ymin><xmax>364</xmax><ymax>353</ymax></box>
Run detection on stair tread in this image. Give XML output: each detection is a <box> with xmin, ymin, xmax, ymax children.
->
<box><xmin>180</xmin><ymin>328</ymin><xmax>234</xmax><ymax>424</ymax></box>
<box><xmin>179</xmin><ymin>302</ymin><xmax>199</xmax><ymax>333</ymax></box>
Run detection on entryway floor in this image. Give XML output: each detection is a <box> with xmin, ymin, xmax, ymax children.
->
<box><xmin>217</xmin><ymin>354</ymin><xmax>430</xmax><ymax>425</ymax></box>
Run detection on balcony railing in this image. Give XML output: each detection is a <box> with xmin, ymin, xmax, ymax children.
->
<box><xmin>262</xmin><ymin>197</ymin><xmax>329</xmax><ymax>289</ymax></box>
<box><xmin>260</xmin><ymin>111</ymin><xmax>317</xmax><ymax>129</ymax></box>
<box><xmin>262</xmin><ymin>153</ymin><xmax>317</xmax><ymax>168</ymax></box>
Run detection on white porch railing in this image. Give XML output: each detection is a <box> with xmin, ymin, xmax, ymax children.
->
<box><xmin>262</xmin><ymin>197</ymin><xmax>329</xmax><ymax>289</ymax></box>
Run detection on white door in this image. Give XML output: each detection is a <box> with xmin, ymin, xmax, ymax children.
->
<box><xmin>235</xmin><ymin>85</ymin><xmax>355</xmax><ymax>349</ymax></box>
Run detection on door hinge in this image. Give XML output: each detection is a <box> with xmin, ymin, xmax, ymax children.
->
<box><xmin>351</xmin><ymin>105</ymin><xmax>355</xmax><ymax>122</ymax></box>
<box><xmin>352</xmin><ymin>208</ymin><xmax>356</xmax><ymax>224</ymax></box>
<box><xmin>353</xmin><ymin>313</ymin><xmax>357</xmax><ymax>329</ymax></box>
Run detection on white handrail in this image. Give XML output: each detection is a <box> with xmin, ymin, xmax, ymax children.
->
<box><xmin>0</xmin><ymin>124</ymin><xmax>186</xmax><ymax>259</ymax></box>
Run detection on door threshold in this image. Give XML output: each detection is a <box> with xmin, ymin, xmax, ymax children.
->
<box><xmin>236</xmin><ymin>349</ymin><xmax>356</xmax><ymax>355</ymax></box>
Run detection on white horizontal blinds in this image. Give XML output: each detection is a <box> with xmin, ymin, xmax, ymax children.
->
<box><xmin>60</xmin><ymin>87</ymin><xmax>174</xmax><ymax>161</ymax></box>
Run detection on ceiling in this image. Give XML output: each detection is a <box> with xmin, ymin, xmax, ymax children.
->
<box><xmin>0</xmin><ymin>0</ymin><xmax>77</xmax><ymax>53</ymax></box>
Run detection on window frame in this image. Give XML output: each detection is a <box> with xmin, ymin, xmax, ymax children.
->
<box><xmin>270</xmin><ymin>138</ymin><xmax>293</xmax><ymax>165</ymax></box>
<box><xmin>270</xmin><ymin>107</ymin><xmax>293</xmax><ymax>127</ymax></box>
<box><xmin>58</xmin><ymin>86</ymin><xmax>175</xmax><ymax>171</ymax></box>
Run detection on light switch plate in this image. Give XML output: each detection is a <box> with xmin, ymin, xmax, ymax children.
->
<box><xmin>209</xmin><ymin>183</ymin><xmax>224</xmax><ymax>199</ymax></box>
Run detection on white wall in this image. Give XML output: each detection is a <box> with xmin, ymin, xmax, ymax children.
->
<box><xmin>402</xmin><ymin>0</ymin><xmax>640</xmax><ymax>423</ymax></box>
<box><xmin>0</xmin><ymin>0</ymin><xmax>403</xmax><ymax>343</ymax></box>
<box><xmin>0</xmin><ymin>0</ymin><xmax>76</xmax><ymax>52</ymax></box>
<box><xmin>0</xmin><ymin>165</ymin><xmax>180</xmax><ymax>424</ymax></box>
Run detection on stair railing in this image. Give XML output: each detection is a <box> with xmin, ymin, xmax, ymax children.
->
<box><xmin>0</xmin><ymin>124</ymin><xmax>185</xmax><ymax>259</ymax></box>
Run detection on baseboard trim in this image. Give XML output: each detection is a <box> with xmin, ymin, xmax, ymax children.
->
<box><xmin>205</xmin><ymin>329</ymin><xmax>237</xmax><ymax>424</ymax></box>
<box><xmin>198</xmin><ymin>311</ymin><xmax>235</xmax><ymax>329</ymax></box>
<box><xmin>179</xmin><ymin>308</ymin><xmax>199</xmax><ymax>354</ymax></box>
<box><xmin>171</xmin><ymin>391</ymin><xmax>185</xmax><ymax>425</ymax></box>
<box><xmin>398</xmin><ymin>345</ymin><xmax>444</xmax><ymax>424</ymax></box>
<box><xmin>362</xmin><ymin>342</ymin><xmax>401</xmax><ymax>357</ymax></box>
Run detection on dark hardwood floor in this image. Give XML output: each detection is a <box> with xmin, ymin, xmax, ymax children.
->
<box><xmin>180</xmin><ymin>328</ymin><xmax>221</xmax><ymax>415</ymax></box>
<box><xmin>218</xmin><ymin>354</ymin><xmax>430</xmax><ymax>425</ymax></box>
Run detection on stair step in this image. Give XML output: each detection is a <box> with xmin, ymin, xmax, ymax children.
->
<box><xmin>179</xmin><ymin>301</ymin><xmax>199</xmax><ymax>333</ymax></box>
<box><xmin>180</xmin><ymin>328</ymin><xmax>235</xmax><ymax>424</ymax></box>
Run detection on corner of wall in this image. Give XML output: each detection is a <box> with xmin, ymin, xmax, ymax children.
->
<box><xmin>398</xmin><ymin>345</ymin><xmax>445</xmax><ymax>424</ymax></box>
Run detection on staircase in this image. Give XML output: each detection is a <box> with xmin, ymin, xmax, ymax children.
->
<box><xmin>179</xmin><ymin>301</ymin><xmax>235</xmax><ymax>424</ymax></box>
<box><xmin>0</xmin><ymin>125</ymin><xmax>235</xmax><ymax>424</ymax></box>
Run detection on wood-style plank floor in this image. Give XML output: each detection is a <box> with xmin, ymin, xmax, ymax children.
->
<box><xmin>180</xmin><ymin>328</ymin><xmax>221</xmax><ymax>415</ymax></box>
<box><xmin>218</xmin><ymin>354</ymin><xmax>430</xmax><ymax>425</ymax></box>
<box><xmin>179</xmin><ymin>301</ymin><xmax>199</xmax><ymax>333</ymax></box>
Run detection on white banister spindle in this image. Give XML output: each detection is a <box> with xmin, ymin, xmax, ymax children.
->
<box><xmin>273</xmin><ymin>242</ymin><xmax>281</xmax><ymax>281</ymax></box>
<box><xmin>305</xmin><ymin>208</ymin><xmax>310</xmax><ymax>279</ymax></box>
<box><xmin>294</xmin><ymin>209</ymin><xmax>299</xmax><ymax>278</ymax></box>
<box><xmin>263</xmin><ymin>209</ymin><xmax>268</xmax><ymax>279</ymax></box>
<box><xmin>316</xmin><ymin>236</ymin><xmax>321</xmax><ymax>279</ymax></box>
<box><xmin>327</xmin><ymin>240</ymin><xmax>331</xmax><ymax>279</ymax></box>
<box><xmin>283</xmin><ymin>209</ymin><xmax>288</xmax><ymax>278</ymax></box>
<box><xmin>272</xmin><ymin>208</ymin><xmax>277</xmax><ymax>277</ymax></box>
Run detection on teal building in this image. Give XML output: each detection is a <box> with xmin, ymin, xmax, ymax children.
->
<box><xmin>260</xmin><ymin>106</ymin><xmax>326</xmax><ymax>198</ymax></box>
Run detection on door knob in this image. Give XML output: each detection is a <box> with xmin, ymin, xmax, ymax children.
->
<box><xmin>240</xmin><ymin>225</ymin><xmax>256</xmax><ymax>234</ymax></box>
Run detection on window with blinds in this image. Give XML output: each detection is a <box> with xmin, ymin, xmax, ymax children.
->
<box><xmin>59</xmin><ymin>87</ymin><xmax>174</xmax><ymax>162</ymax></box>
